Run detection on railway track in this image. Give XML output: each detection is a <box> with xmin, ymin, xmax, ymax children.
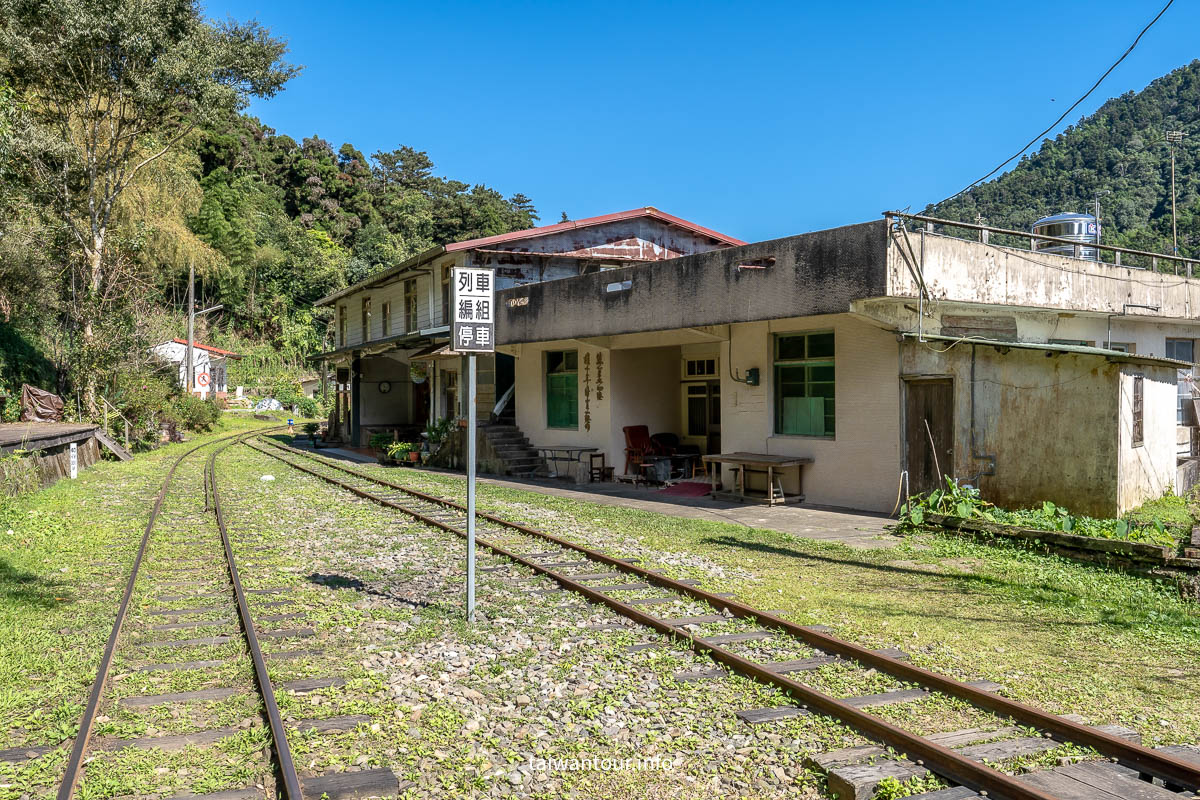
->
<box><xmin>56</xmin><ymin>429</ymin><xmax>397</xmax><ymax>800</ymax></box>
<box><xmin>249</xmin><ymin>434</ymin><xmax>1200</xmax><ymax>800</ymax></box>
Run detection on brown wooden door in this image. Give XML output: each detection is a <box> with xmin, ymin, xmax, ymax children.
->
<box><xmin>905</xmin><ymin>379</ymin><xmax>954</xmax><ymax>495</ymax></box>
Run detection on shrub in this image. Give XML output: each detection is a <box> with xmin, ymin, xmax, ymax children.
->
<box><xmin>368</xmin><ymin>433</ymin><xmax>394</xmax><ymax>451</ymax></box>
<box><xmin>170</xmin><ymin>395</ymin><xmax>222</xmax><ymax>432</ymax></box>
<box><xmin>899</xmin><ymin>476</ymin><xmax>1179</xmax><ymax>548</ymax></box>
<box><xmin>297</xmin><ymin>396</ymin><xmax>320</xmax><ymax>418</ymax></box>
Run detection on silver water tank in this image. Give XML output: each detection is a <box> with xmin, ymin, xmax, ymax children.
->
<box><xmin>1031</xmin><ymin>212</ymin><xmax>1100</xmax><ymax>261</ymax></box>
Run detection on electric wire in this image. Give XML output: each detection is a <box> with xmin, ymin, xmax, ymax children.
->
<box><xmin>934</xmin><ymin>0</ymin><xmax>1175</xmax><ymax>207</ymax></box>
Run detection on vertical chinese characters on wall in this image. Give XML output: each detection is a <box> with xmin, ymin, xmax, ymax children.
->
<box><xmin>583</xmin><ymin>352</ymin><xmax>592</xmax><ymax>431</ymax></box>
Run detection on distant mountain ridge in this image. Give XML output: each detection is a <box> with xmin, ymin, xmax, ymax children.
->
<box><xmin>925</xmin><ymin>60</ymin><xmax>1199</xmax><ymax>258</ymax></box>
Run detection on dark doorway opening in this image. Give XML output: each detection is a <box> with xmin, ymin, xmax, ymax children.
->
<box><xmin>904</xmin><ymin>378</ymin><xmax>954</xmax><ymax>495</ymax></box>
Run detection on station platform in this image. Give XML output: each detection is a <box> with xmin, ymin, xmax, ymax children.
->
<box><xmin>0</xmin><ymin>422</ymin><xmax>98</xmax><ymax>455</ymax></box>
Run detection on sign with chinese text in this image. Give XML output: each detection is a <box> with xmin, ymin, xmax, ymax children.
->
<box><xmin>451</xmin><ymin>267</ymin><xmax>495</xmax><ymax>353</ymax></box>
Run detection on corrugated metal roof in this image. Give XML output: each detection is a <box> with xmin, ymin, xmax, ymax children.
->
<box><xmin>444</xmin><ymin>206</ymin><xmax>746</xmax><ymax>252</ymax></box>
<box><xmin>314</xmin><ymin>207</ymin><xmax>743</xmax><ymax>307</ymax></box>
<box><xmin>903</xmin><ymin>333</ymin><xmax>1190</xmax><ymax>368</ymax></box>
<box><xmin>169</xmin><ymin>339</ymin><xmax>243</xmax><ymax>359</ymax></box>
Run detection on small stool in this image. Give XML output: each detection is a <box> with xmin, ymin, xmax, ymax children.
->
<box><xmin>589</xmin><ymin>452</ymin><xmax>614</xmax><ymax>482</ymax></box>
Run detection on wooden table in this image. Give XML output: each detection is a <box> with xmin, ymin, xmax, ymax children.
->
<box><xmin>702</xmin><ymin>452</ymin><xmax>814</xmax><ymax>506</ymax></box>
<box><xmin>536</xmin><ymin>446</ymin><xmax>598</xmax><ymax>479</ymax></box>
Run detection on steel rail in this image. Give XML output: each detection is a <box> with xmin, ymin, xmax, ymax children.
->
<box><xmin>57</xmin><ymin>436</ymin><xmax>232</xmax><ymax>800</ymax></box>
<box><xmin>252</xmin><ymin>435</ymin><xmax>1200</xmax><ymax>792</ymax></box>
<box><xmin>207</xmin><ymin>430</ymin><xmax>303</xmax><ymax>799</ymax></box>
<box><xmin>247</xmin><ymin>441</ymin><xmax>1065</xmax><ymax>800</ymax></box>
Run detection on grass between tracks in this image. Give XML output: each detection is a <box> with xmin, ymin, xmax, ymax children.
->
<box><xmin>0</xmin><ymin>415</ymin><xmax>277</xmax><ymax>798</ymax></box>
<box><xmin>335</xmin><ymin>454</ymin><xmax>1200</xmax><ymax>748</ymax></box>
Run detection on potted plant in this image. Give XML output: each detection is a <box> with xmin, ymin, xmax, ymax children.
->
<box><xmin>302</xmin><ymin>421</ymin><xmax>320</xmax><ymax>448</ymax></box>
<box><xmin>386</xmin><ymin>440</ymin><xmax>415</xmax><ymax>465</ymax></box>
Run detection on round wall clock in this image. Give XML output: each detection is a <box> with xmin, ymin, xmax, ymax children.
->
<box><xmin>378</xmin><ymin>381</ymin><xmax>392</xmax><ymax>394</ymax></box>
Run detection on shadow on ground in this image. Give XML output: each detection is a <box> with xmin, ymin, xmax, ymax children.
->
<box><xmin>307</xmin><ymin>571</ymin><xmax>434</xmax><ymax>609</ymax></box>
<box><xmin>0</xmin><ymin>557</ymin><xmax>69</xmax><ymax>608</ymax></box>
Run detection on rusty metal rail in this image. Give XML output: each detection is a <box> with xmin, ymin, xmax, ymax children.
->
<box><xmin>249</xmin><ymin>435</ymin><xmax>1200</xmax><ymax>798</ymax></box>
<box><xmin>207</xmin><ymin>431</ymin><xmax>303</xmax><ymax>799</ymax></box>
<box><xmin>57</xmin><ymin>426</ymin><xmax>296</xmax><ymax>799</ymax></box>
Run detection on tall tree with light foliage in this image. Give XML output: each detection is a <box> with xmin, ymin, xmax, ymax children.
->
<box><xmin>0</xmin><ymin>0</ymin><xmax>297</xmax><ymax>412</ymax></box>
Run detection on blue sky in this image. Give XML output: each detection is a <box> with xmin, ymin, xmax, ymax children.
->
<box><xmin>207</xmin><ymin>1</ymin><xmax>1196</xmax><ymax>243</ymax></box>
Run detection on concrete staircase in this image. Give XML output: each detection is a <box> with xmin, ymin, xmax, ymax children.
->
<box><xmin>482</xmin><ymin>422</ymin><xmax>545</xmax><ymax>478</ymax></box>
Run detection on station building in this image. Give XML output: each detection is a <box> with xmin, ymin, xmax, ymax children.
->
<box><xmin>311</xmin><ymin>207</ymin><xmax>744</xmax><ymax>445</ymax></box>
<box><xmin>150</xmin><ymin>339</ymin><xmax>242</xmax><ymax>399</ymax></box>
<box><xmin>495</xmin><ymin>216</ymin><xmax>1198</xmax><ymax>518</ymax></box>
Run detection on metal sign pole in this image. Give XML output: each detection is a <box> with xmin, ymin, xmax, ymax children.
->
<box><xmin>451</xmin><ymin>263</ymin><xmax>492</xmax><ymax>625</ymax></box>
<box><xmin>466</xmin><ymin>354</ymin><xmax>477</xmax><ymax>622</ymax></box>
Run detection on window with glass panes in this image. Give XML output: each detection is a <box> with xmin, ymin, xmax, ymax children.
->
<box><xmin>546</xmin><ymin>350</ymin><xmax>578</xmax><ymax>429</ymax></box>
<box><xmin>381</xmin><ymin>302</ymin><xmax>391</xmax><ymax>336</ymax></box>
<box><xmin>1166</xmin><ymin>338</ymin><xmax>1194</xmax><ymax>423</ymax></box>
<box><xmin>774</xmin><ymin>332</ymin><xmax>835</xmax><ymax>437</ymax></box>
<box><xmin>404</xmin><ymin>280</ymin><xmax>418</xmax><ymax>332</ymax></box>
<box><xmin>360</xmin><ymin>297</ymin><xmax>371</xmax><ymax>341</ymax></box>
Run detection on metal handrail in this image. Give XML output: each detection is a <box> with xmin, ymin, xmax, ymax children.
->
<box><xmin>885</xmin><ymin>211</ymin><xmax>1196</xmax><ymax>275</ymax></box>
<box><xmin>101</xmin><ymin>396</ymin><xmax>133</xmax><ymax>449</ymax></box>
<box><xmin>492</xmin><ymin>384</ymin><xmax>514</xmax><ymax>418</ymax></box>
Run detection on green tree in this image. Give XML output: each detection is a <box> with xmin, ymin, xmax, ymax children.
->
<box><xmin>0</xmin><ymin>0</ymin><xmax>297</xmax><ymax>412</ymax></box>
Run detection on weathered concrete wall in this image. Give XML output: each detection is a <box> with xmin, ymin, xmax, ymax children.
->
<box><xmin>497</xmin><ymin>221</ymin><xmax>890</xmax><ymax>345</ymax></box>
<box><xmin>901</xmin><ymin>342</ymin><xmax>1122</xmax><ymax>517</ymax></box>
<box><xmin>1117</xmin><ymin>365</ymin><xmax>1178</xmax><ymax>514</ymax></box>
<box><xmin>358</xmin><ymin>354</ymin><xmax>413</xmax><ymax>429</ymax></box>
<box><xmin>887</xmin><ymin>228</ymin><xmax>1200</xmax><ymax>320</ymax></box>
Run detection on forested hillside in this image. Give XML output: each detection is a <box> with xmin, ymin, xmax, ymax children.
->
<box><xmin>927</xmin><ymin>60</ymin><xmax>1199</xmax><ymax>257</ymax></box>
<box><xmin>0</xmin><ymin>0</ymin><xmax>536</xmax><ymax>425</ymax></box>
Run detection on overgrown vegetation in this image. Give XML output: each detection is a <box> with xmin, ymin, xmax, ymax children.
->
<box><xmin>926</xmin><ymin>60</ymin><xmax>1200</xmax><ymax>261</ymax></box>
<box><xmin>0</xmin><ymin>451</ymin><xmax>39</xmax><ymax>502</ymax></box>
<box><xmin>0</xmin><ymin>0</ymin><xmax>538</xmax><ymax>423</ymax></box>
<box><xmin>898</xmin><ymin>478</ymin><xmax>1183</xmax><ymax>548</ymax></box>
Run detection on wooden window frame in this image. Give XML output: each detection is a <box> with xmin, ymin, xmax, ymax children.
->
<box><xmin>404</xmin><ymin>280</ymin><xmax>418</xmax><ymax>332</ymax></box>
<box><xmin>545</xmin><ymin>350</ymin><xmax>579</xmax><ymax>430</ymax></box>
<box><xmin>381</xmin><ymin>301</ymin><xmax>391</xmax><ymax>337</ymax></box>
<box><xmin>361</xmin><ymin>296</ymin><xmax>371</xmax><ymax>342</ymax></box>
<box><xmin>773</xmin><ymin>331</ymin><xmax>835</xmax><ymax>438</ymax></box>
<box><xmin>338</xmin><ymin>305</ymin><xmax>348</xmax><ymax>346</ymax></box>
<box><xmin>1132</xmin><ymin>374</ymin><xmax>1144</xmax><ymax>447</ymax></box>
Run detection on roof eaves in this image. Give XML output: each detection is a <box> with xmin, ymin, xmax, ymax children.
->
<box><xmin>314</xmin><ymin>245</ymin><xmax>447</xmax><ymax>307</ymax></box>
<box><xmin>903</xmin><ymin>333</ymin><xmax>1189</xmax><ymax>368</ymax></box>
<box><xmin>444</xmin><ymin>206</ymin><xmax>745</xmax><ymax>252</ymax></box>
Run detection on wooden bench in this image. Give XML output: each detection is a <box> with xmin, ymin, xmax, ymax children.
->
<box><xmin>701</xmin><ymin>452</ymin><xmax>814</xmax><ymax>506</ymax></box>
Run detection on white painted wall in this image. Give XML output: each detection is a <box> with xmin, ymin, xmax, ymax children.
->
<box><xmin>719</xmin><ymin>314</ymin><xmax>901</xmax><ymax>512</ymax></box>
<box><xmin>1118</xmin><ymin>366</ymin><xmax>1178</xmax><ymax>514</ymax></box>
<box><xmin>608</xmin><ymin>346</ymin><xmax>681</xmax><ymax>473</ymax></box>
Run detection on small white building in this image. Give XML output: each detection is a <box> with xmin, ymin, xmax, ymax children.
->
<box><xmin>150</xmin><ymin>339</ymin><xmax>243</xmax><ymax>398</ymax></box>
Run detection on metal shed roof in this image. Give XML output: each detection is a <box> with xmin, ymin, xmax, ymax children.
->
<box><xmin>903</xmin><ymin>333</ymin><xmax>1191</xmax><ymax>368</ymax></box>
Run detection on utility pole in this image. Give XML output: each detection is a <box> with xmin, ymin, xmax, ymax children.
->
<box><xmin>1167</xmin><ymin>131</ymin><xmax>1186</xmax><ymax>256</ymax></box>
<box><xmin>1092</xmin><ymin>190</ymin><xmax>1110</xmax><ymax>258</ymax></box>
<box><xmin>186</xmin><ymin>259</ymin><xmax>195</xmax><ymax>395</ymax></box>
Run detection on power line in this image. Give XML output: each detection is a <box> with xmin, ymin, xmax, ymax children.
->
<box><xmin>933</xmin><ymin>0</ymin><xmax>1175</xmax><ymax>208</ymax></box>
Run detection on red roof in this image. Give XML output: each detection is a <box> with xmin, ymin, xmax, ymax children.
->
<box><xmin>171</xmin><ymin>339</ymin><xmax>243</xmax><ymax>359</ymax></box>
<box><xmin>444</xmin><ymin>206</ymin><xmax>746</xmax><ymax>252</ymax></box>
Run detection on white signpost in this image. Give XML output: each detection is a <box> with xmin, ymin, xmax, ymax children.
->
<box><xmin>451</xmin><ymin>266</ymin><xmax>495</xmax><ymax>622</ymax></box>
<box><xmin>69</xmin><ymin>442</ymin><xmax>78</xmax><ymax>479</ymax></box>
